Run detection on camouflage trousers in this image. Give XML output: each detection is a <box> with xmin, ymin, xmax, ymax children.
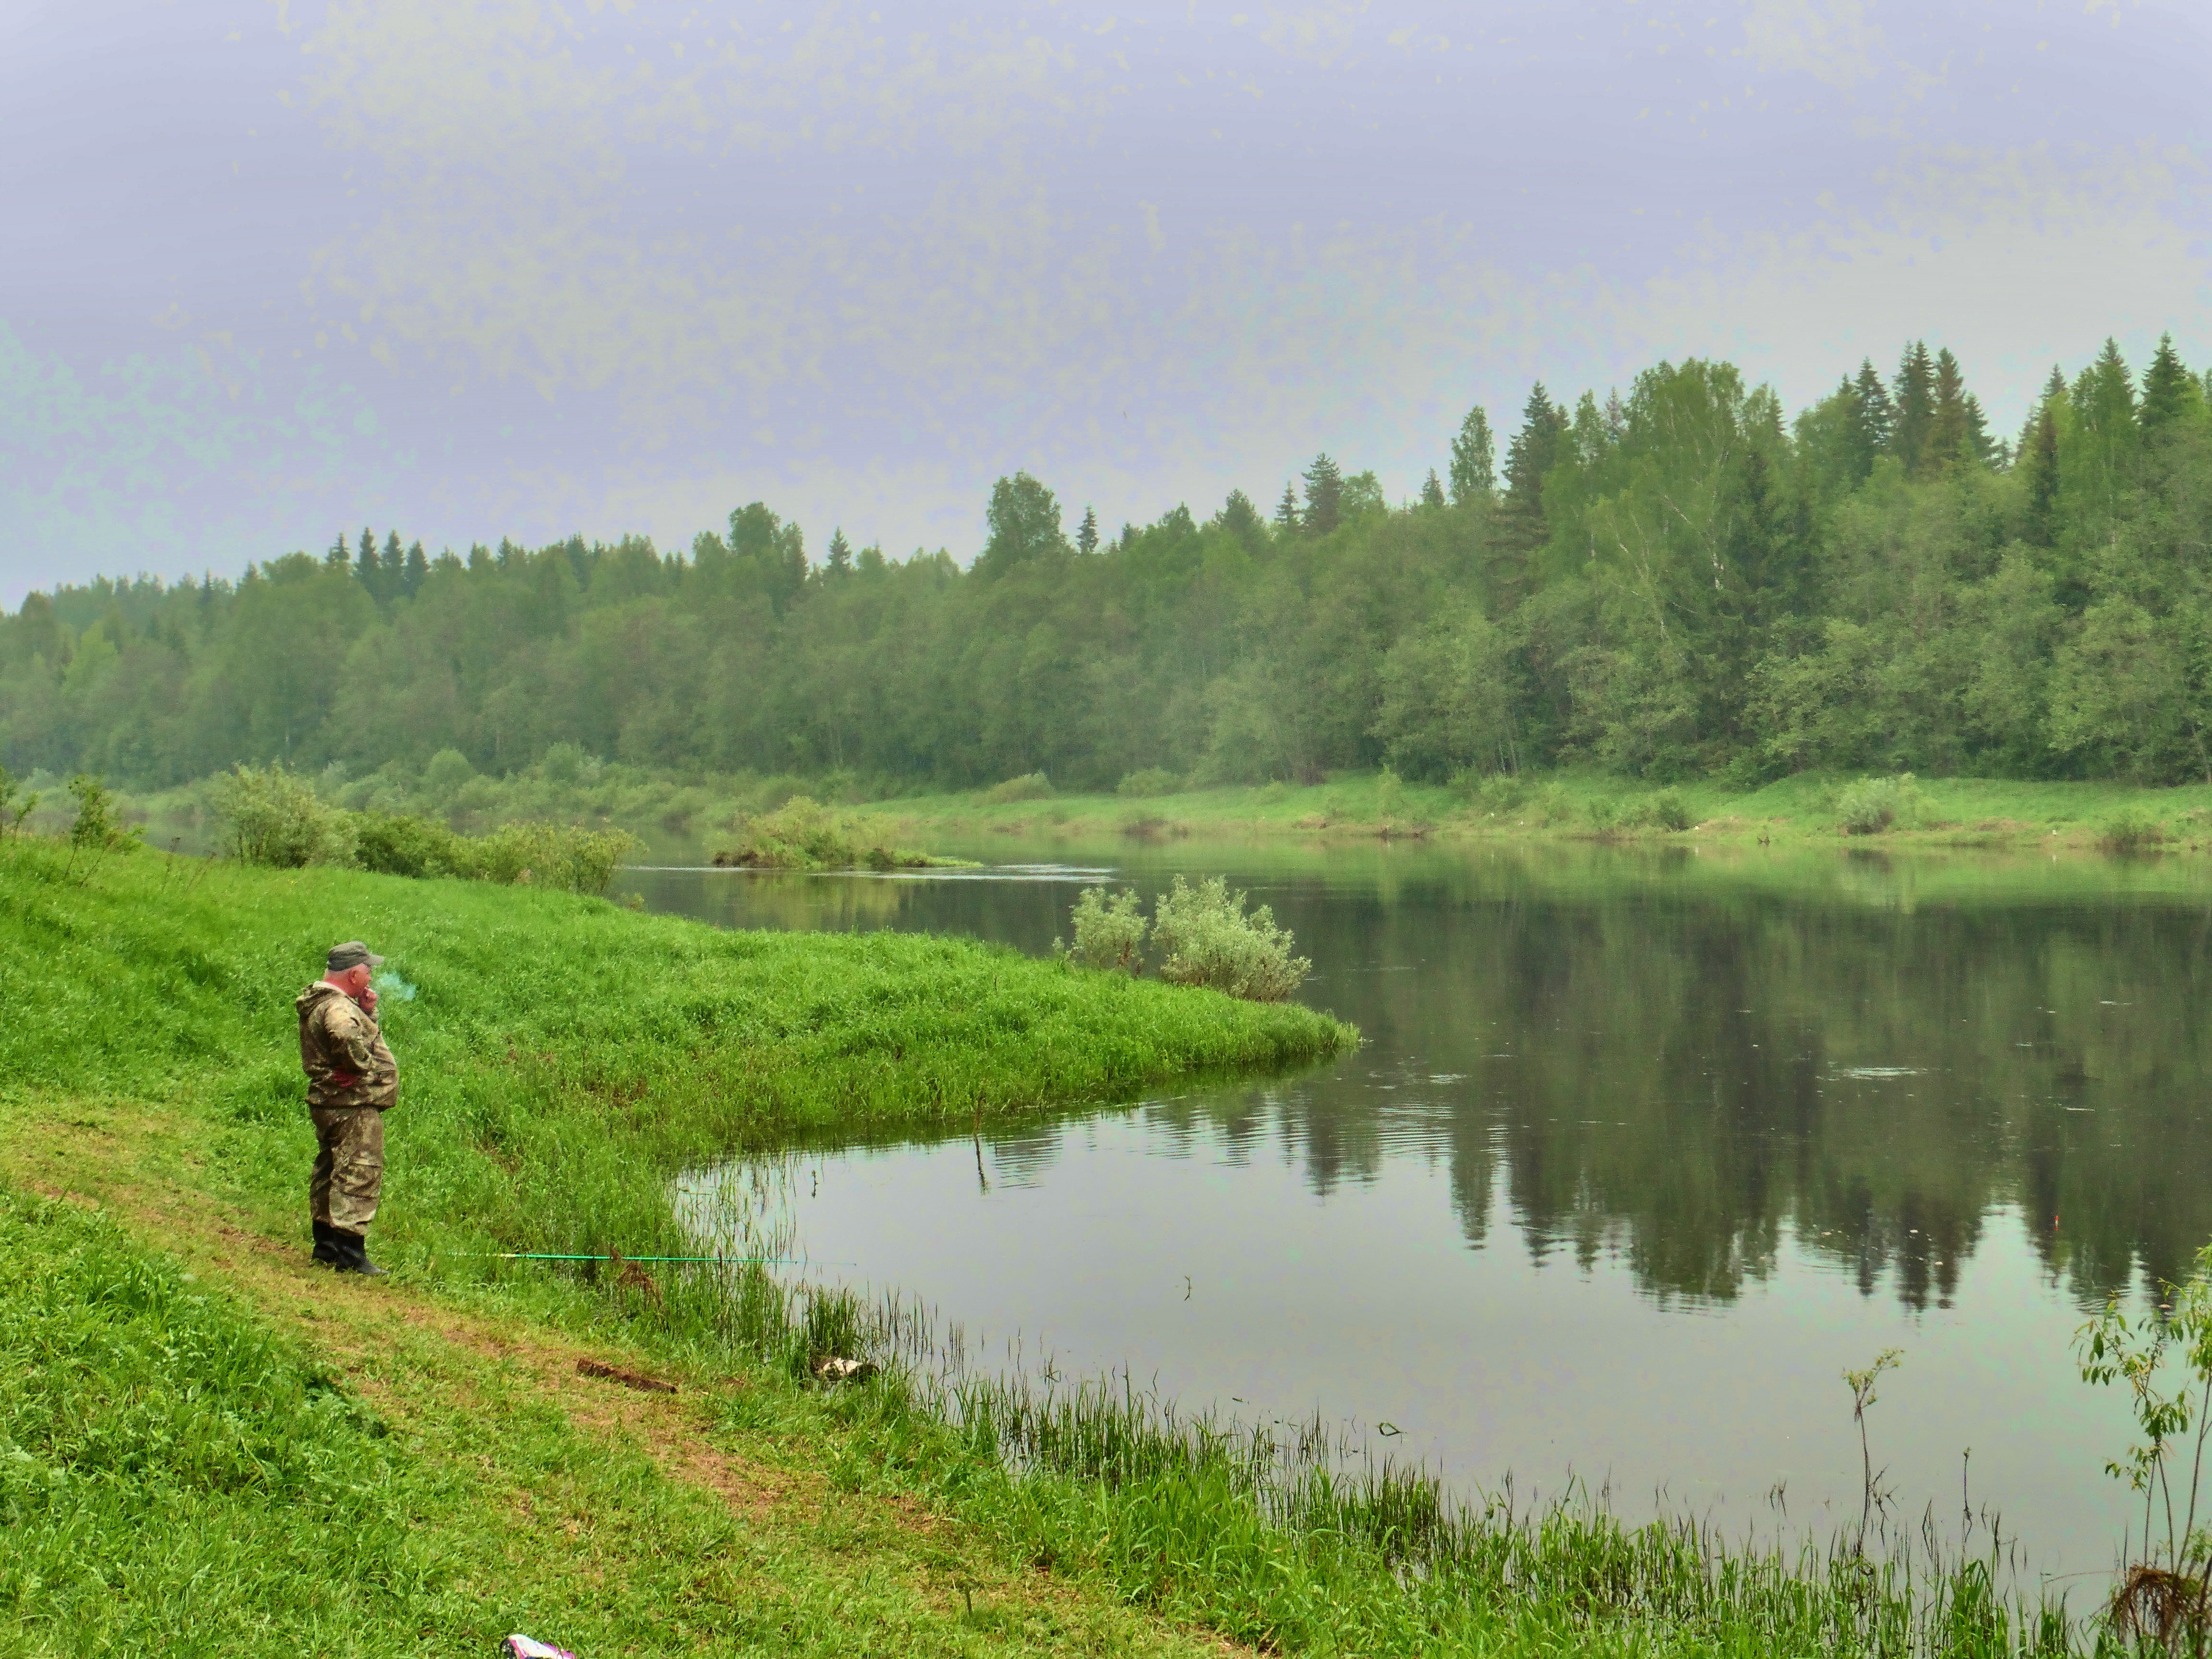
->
<box><xmin>309</xmin><ymin>1106</ymin><xmax>385</xmax><ymax>1232</ymax></box>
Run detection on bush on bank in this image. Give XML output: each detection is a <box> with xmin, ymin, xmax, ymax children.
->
<box><xmin>710</xmin><ymin>793</ymin><xmax>950</xmax><ymax>870</ymax></box>
<box><xmin>216</xmin><ymin>760</ymin><xmax>636</xmax><ymax>892</ymax></box>
<box><xmin>1059</xmin><ymin>876</ymin><xmax>1311</xmax><ymax>1002</ymax></box>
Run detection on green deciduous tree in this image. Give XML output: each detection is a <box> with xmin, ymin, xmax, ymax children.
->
<box><xmin>1448</xmin><ymin>405</ymin><xmax>1495</xmax><ymax>505</ymax></box>
<box><xmin>976</xmin><ymin>472</ymin><xmax>1068</xmax><ymax>579</ymax></box>
<box><xmin>14</xmin><ymin>337</ymin><xmax>2212</xmax><ymax>798</ymax></box>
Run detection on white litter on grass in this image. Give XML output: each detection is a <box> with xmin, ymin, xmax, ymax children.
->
<box><xmin>506</xmin><ymin>1638</ymin><xmax>576</xmax><ymax>1659</ymax></box>
<box><xmin>1831</xmin><ymin>1067</ymin><xmax>1925</xmax><ymax>1079</ymax></box>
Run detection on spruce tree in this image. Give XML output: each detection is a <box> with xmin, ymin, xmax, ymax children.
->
<box><xmin>1301</xmin><ymin>454</ymin><xmax>1344</xmax><ymax>537</ymax></box>
<box><xmin>1499</xmin><ymin>382</ymin><xmax>1566</xmax><ymax>554</ymax></box>
<box><xmin>1924</xmin><ymin>349</ymin><xmax>1969</xmax><ymax>469</ymax></box>
<box><xmin>1891</xmin><ymin>342</ymin><xmax>1936</xmax><ymax>476</ymax></box>
<box><xmin>1273</xmin><ymin>481</ymin><xmax>1300</xmax><ymax>533</ymax></box>
<box><xmin>355</xmin><ymin>527</ymin><xmax>381</xmax><ymax>591</ymax></box>
<box><xmin>2017</xmin><ymin>367</ymin><xmax>2065</xmax><ymax>461</ymax></box>
<box><xmin>1420</xmin><ymin>468</ymin><xmax>1446</xmax><ymax>509</ymax></box>
<box><xmin>825</xmin><ymin>527</ymin><xmax>854</xmax><ymax>576</ymax></box>
<box><xmin>403</xmin><ymin>541</ymin><xmax>429</xmax><ymax>597</ymax></box>
<box><xmin>326</xmin><ymin>533</ymin><xmax>350</xmax><ymax>571</ymax></box>
<box><xmin>1851</xmin><ymin>360</ymin><xmax>1894</xmax><ymax>459</ymax></box>
<box><xmin>2082</xmin><ymin>338</ymin><xmax>2138</xmax><ymax>436</ymax></box>
<box><xmin>1448</xmin><ymin>405</ymin><xmax>1495</xmax><ymax>505</ymax></box>
<box><xmin>1076</xmin><ymin>504</ymin><xmax>1099</xmax><ymax>555</ymax></box>
<box><xmin>1217</xmin><ymin>490</ymin><xmax>1262</xmax><ymax>541</ymax></box>
<box><xmin>2022</xmin><ymin>397</ymin><xmax>2061</xmax><ymax>546</ymax></box>
<box><xmin>2140</xmin><ymin>332</ymin><xmax>2198</xmax><ymax>435</ymax></box>
<box><xmin>2077</xmin><ymin>339</ymin><xmax>2140</xmax><ymax>512</ymax></box>
<box><xmin>1961</xmin><ymin>395</ymin><xmax>1998</xmax><ymax>466</ymax></box>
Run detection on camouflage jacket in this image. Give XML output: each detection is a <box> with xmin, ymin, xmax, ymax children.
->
<box><xmin>296</xmin><ymin>981</ymin><xmax>399</xmax><ymax>1109</ymax></box>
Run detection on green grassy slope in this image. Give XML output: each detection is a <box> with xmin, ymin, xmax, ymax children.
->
<box><xmin>0</xmin><ymin>841</ymin><xmax>2085</xmax><ymax>1655</ymax></box>
<box><xmin>0</xmin><ymin>840</ymin><xmax>1353</xmax><ymax>1271</ymax></box>
<box><xmin>0</xmin><ymin>841</ymin><xmax>1352</xmax><ymax>1655</ymax></box>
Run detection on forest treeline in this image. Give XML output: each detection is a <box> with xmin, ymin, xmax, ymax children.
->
<box><xmin>9</xmin><ymin>336</ymin><xmax>2212</xmax><ymax>792</ymax></box>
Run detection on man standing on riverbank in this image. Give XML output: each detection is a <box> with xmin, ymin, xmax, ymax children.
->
<box><xmin>296</xmin><ymin>941</ymin><xmax>399</xmax><ymax>1276</ymax></box>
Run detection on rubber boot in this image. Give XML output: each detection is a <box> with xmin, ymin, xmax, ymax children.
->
<box><xmin>331</xmin><ymin>1227</ymin><xmax>388</xmax><ymax>1276</ymax></box>
<box><xmin>311</xmin><ymin>1220</ymin><xmax>344</xmax><ymax>1267</ymax></box>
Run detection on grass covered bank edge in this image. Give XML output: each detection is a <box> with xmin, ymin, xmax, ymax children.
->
<box><xmin>0</xmin><ymin>843</ymin><xmax>2089</xmax><ymax>1655</ymax></box>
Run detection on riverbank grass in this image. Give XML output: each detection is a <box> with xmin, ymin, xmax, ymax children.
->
<box><xmin>100</xmin><ymin>759</ymin><xmax>2212</xmax><ymax>860</ymax></box>
<box><xmin>0</xmin><ymin>842</ymin><xmax>2085</xmax><ymax>1655</ymax></box>
<box><xmin>881</xmin><ymin>769</ymin><xmax>2212</xmax><ymax>852</ymax></box>
<box><xmin>0</xmin><ymin>1132</ymin><xmax>1245</xmax><ymax>1659</ymax></box>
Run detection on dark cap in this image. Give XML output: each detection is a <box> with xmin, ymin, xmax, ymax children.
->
<box><xmin>326</xmin><ymin>941</ymin><xmax>385</xmax><ymax>972</ymax></box>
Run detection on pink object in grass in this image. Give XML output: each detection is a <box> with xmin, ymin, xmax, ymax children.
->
<box><xmin>505</xmin><ymin>1638</ymin><xmax>577</xmax><ymax>1659</ymax></box>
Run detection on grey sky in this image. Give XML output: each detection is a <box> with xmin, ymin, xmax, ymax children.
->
<box><xmin>3</xmin><ymin>0</ymin><xmax>2207</xmax><ymax>608</ymax></box>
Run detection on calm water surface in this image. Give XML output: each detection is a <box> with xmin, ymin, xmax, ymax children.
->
<box><xmin>628</xmin><ymin>838</ymin><xmax>2212</xmax><ymax>1580</ymax></box>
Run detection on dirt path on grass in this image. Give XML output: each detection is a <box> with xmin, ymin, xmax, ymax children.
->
<box><xmin>2</xmin><ymin>1101</ymin><xmax>1245</xmax><ymax>1659</ymax></box>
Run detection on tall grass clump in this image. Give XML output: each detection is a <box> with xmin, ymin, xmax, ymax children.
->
<box><xmin>1463</xmin><ymin>772</ymin><xmax>1527</xmax><ymax>815</ymax></box>
<box><xmin>1625</xmin><ymin>786</ymin><xmax>1695</xmax><ymax>831</ymax></box>
<box><xmin>1116</xmin><ymin>768</ymin><xmax>1181</xmax><ymax>798</ymax></box>
<box><xmin>2098</xmin><ymin>807</ymin><xmax>2167</xmax><ymax>854</ymax></box>
<box><xmin>1375</xmin><ymin>766</ymin><xmax>1407</xmax><ymax>821</ymax></box>
<box><xmin>1837</xmin><ymin>774</ymin><xmax>1929</xmax><ymax>836</ymax></box>
<box><xmin>984</xmin><ymin>771</ymin><xmax>1056</xmax><ymax>804</ymax></box>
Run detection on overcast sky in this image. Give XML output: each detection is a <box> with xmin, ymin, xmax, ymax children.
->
<box><xmin>3</xmin><ymin>0</ymin><xmax>2208</xmax><ymax>608</ymax></box>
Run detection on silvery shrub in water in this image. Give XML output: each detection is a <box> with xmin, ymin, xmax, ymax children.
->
<box><xmin>1061</xmin><ymin>885</ymin><xmax>1148</xmax><ymax>974</ymax></box>
<box><xmin>1059</xmin><ymin>877</ymin><xmax>1310</xmax><ymax>1001</ymax></box>
<box><xmin>1151</xmin><ymin>874</ymin><xmax>1310</xmax><ymax>1003</ymax></box>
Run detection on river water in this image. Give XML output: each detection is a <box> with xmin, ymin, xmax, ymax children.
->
<box><xmin>627</xmin><ymin>836</ymin><xmax>2212</xmax><ymax>1583</ymax></box>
